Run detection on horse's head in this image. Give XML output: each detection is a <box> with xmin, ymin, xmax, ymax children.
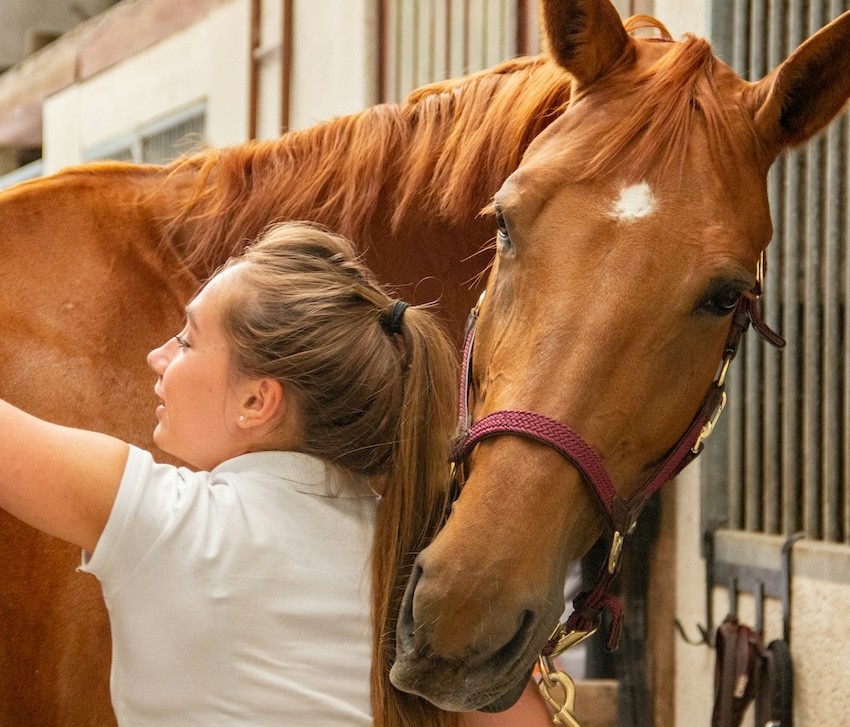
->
<box><xmin>391</xmin><ymin>0</ymin><xmax>850</xmax><ymax>711</ymax></box>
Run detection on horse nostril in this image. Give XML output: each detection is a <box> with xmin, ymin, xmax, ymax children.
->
<box><xmin>395</xmin><ymin>562</ymin><xmax>423</xmax><ymax>657</ymax></box>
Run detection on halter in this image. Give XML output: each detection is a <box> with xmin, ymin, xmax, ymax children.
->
<box><xmin>449</xmin><ymin>253</ymin><xmax>785</xmax><ymax>720</ymax></box>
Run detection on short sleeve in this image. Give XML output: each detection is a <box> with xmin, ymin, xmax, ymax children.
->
<box><xmin>79</xmin><ymin>446</ymin><xmax>193</xmax><ymax>589</ymax></box>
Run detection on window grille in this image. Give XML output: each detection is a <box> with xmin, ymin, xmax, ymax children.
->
<box><xmin>87</xmin><ymin>104</ymin><xmax>206</xmax><ymax>164</ymax></box>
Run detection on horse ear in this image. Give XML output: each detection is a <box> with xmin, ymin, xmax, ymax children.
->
<box><xmin>540</xmin><ymin>0</ymin><xmax>634</xmax><ymax>88</ymax></box>
<box><xmin>751</xmin><ymin>11</ymin><xmax>850</xmax><ymax>156</ymax></box>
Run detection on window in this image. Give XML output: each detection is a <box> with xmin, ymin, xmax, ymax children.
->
<box><xmin>86</xmin><ymin>103</ymin><xmax>206</xmax><ymax>164</ymax></box>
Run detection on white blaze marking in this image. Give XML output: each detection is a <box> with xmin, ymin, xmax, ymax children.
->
<box><xmin>610</xmin><ymin>182</ymin><xmax>656</xmax><ymax>222</ymax></box>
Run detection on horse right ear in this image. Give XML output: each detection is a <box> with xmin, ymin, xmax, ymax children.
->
<box><xmin>750</xmin><ymin>10</ymin><xmax>850</xmax><ymax>158</ymax></box>
<box><xmin>540</xmin><ymin>0</ymin><xmax>635</xmax><ymax>89</ymax></box>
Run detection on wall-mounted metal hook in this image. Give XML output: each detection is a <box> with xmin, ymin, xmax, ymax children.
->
<box><xmin>727</xmin><ymin>576</ymin><xmax>739</xmax><ymax>617</ymax></box>
<box><xmin>781</xmin><ymin>532</ymin><xmax>805</xmax><ymax>643</ymax></box>
<box><xmin>674</xmin><ymin>529</ymin><xmax>717</xmax><ymax>647</ymax></box>
<box><xmin>673</xmin><ymin>619</ymin><xmax>712</xmax><ymax>646</ymax></box>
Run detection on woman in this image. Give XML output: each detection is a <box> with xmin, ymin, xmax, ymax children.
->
<box><xmin>0</xmin><ymin>222</ymin><xmax>551</xmax><ymax>726</ymax></box>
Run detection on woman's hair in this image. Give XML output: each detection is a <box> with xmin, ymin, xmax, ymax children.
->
<box><xmin>218</xmin><ymin>221</ymin><xmax>460</xmax><ymax>727</ymax></box>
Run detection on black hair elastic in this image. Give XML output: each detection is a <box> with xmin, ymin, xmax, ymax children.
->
<box><xmin>382</xmin><ymin>300</ymin><xmax>409</xmax><ymax>335</ymax></box>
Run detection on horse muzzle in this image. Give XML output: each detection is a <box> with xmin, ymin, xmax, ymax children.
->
<box><xmin>389</xmin><ymin>545</ymin><xmax>564</xmax><ymax>711</ymax></box>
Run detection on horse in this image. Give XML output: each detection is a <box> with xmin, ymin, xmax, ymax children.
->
<box><xmin>388</xmin><ymin>0</ymin><xmax>850</xmax><ymax>714</ymax></box>
<box><xmin>0</xmin><ymin>0</ymin><xmax>848</xmax><ymax>723</ymax></box>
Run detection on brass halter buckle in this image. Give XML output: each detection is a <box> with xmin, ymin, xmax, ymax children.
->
<box><xmin>691</xmin><ymin>388</ymin><xmax>727</xmax><ymax>454</ymax></box>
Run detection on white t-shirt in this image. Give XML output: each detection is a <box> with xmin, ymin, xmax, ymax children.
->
<box><xmin>80</xmin><ymin>445</ymin><xmax>378</xmax><ymax>727</ymax></box>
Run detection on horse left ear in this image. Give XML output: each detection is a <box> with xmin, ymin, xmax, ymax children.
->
<box><xmin>540</xmin><ymin>0</ymin><xmax>635</xmax><ymax>89</ymax></box>
<box><xmin>751</xmin><ymin>10</ymin><xmax>850</xmax><ymax>156</ymax></box>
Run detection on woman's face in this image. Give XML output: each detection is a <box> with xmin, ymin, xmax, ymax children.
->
<box><xmin>147</xmin><ymin>269</ymin><xmax>249</xmax><ymax>470</ymax></box>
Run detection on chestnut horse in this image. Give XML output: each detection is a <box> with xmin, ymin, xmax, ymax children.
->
<box><xmin>0</xmin><ymin>0</ymin><xmax>849</xmax><ymax>724</ymax></box>
<box><xmin>391</xmin><ymin>1</ymin><xmax>850</xmax><ymax>714</ymax></box>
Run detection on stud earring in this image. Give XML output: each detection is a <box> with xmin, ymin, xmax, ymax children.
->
<box><xmin>239</xmin><ymin>415</ymin><xmax>247</xmax><ymax>424</ymax></box>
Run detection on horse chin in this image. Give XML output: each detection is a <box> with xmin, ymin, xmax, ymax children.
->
<box><xmin>474</xmin><ymin>672</ymin><xmax>533</xmax><ymax>712</ymax></box>
<box><xmin>389</xmin><ymin>658</ymin><xmax>533</xmax><ymax>713</ymax></box>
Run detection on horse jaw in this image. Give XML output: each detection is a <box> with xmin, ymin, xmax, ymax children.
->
<box><xmin>390</xmin><ymin>447</ymin><xmax>601</xmax><ymax>711</ymax></box>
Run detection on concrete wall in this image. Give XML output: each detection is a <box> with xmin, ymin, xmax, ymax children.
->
<box><xmin>288</xmin><ymin>0</ymin><xmax>377</xmax><ymax>132</ymax></box>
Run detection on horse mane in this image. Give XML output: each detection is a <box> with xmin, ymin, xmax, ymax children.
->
<box><xmin>161</xmin><ymin>15</ymin><xmax>752</xmax><ymax>278</ymax></box>
<box><xmin>162</xmin><ymin>56</ymin><xmax>573</xmax><ymax>277</ymax></box>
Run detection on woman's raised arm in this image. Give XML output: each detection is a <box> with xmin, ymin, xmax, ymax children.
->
<box><xmin>0</xmin><ymin>399</ymin><xmax>128</xmax><ymax>553</ymax></box>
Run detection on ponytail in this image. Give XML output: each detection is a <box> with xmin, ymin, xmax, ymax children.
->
<box><xmin>370</xmin><ymin>306</ymin><xmax>461</xmax><ymax>727</ymax></box>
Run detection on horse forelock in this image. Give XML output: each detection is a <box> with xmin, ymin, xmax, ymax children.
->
<box><xmin>161</xmin><ymin>56</ymin><xmax>573</xmax><ymax>278</ymax></box>
<box><xmin>574</xmin><ymin>35</ymin><xmax>762</xmax><ymax>186</ymax></box>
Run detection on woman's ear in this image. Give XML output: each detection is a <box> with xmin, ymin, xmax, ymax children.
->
<box><xmin>238</xmin><ymin>378</ymin><xmax>285</xmax><ymax>428</ymax></box>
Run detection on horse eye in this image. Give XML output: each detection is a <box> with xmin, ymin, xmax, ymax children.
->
<box><xmin>698</xmin><ymin>286</ymin><xmax>744</xmax><ymax>316</ymax></box>
<box><xmin>495</xmin><ymin>210</ymin><xmax>513</xmax><ymax>253</ymax></box>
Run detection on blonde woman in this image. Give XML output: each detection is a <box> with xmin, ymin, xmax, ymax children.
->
<box><xmin>0</xmin><ymin>222</ymin><xmax>552</xmax><ymax>726</ymax></box>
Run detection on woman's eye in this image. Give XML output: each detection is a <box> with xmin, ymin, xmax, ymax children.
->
<box><xmin>175</xmin><ymin>334</ymin><xmax>190</xmax><ymax>349</ymax></box>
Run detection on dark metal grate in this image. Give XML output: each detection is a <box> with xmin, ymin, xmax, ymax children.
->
<box><xmin>377</xmin><ymin>0</ymin><xmax>540</xmax><ymax>103</ymax></box>
<box><xmin>704</xmin><ymin>0</ymin><xmax>850</xmax><ymax>544</ymax></box>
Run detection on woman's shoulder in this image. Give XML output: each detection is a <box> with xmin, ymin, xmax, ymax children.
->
<box><xmin>212</xmin><ymin>450</ymin><xmax>378</xmax><ymax>499</ymax></box>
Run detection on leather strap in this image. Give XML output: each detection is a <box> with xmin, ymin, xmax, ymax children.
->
<box><xmin>711</xmin><ymin>615</ymin><xmax>760</xmax><ymax>727</ymax></box>
<box><xmin>754</xmin><ymin>639</ymin><xmax>794</xmax><ymax>726</ymax></box>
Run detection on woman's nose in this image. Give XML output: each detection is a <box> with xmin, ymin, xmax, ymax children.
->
<box><xmin>147</xmin><ymin>337</ymin><xmax>176</xmax><ymax>374</ymax></box>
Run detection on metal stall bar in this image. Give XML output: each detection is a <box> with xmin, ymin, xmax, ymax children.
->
<box><xmin>744</xmin><ymin>0</ymin><xmax>766</xmax><ymax>532</ymax></box>
<box><xmin>780</xmin><ymin>1</ymin><xmax>806</xmax><ymax>538</ymax></box>
<box><xmin>823</xmin><ymin>24</ymin><xmax>845</xmax><ymax>543</ymax></box>
<box><xmin>803</xmin><ymin>1</ymin><xmax>825</xmax><ymax>540</ymax></box>
<box><xmin>845</xmin><ymin>102</ymin><xmax>850</xmax><ymax>543</ymax></box>
<box><xmin>725</xmin><ymin>0</ymin><xmax>749</xmax><ymax>531</ymax></box>
<box><xmin>762</xmin><ymin>0</ymin><xmax>786</xmax><ymax>535</ymax></box>
<box><xmin>840</xmin><ymin>57</ymin><xmax>850</xmax><ymax>543</ymax></box>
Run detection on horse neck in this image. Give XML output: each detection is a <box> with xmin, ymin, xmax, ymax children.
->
<box><xmin>165</xmin><ymin>56</ymin><xmax>573</xmax><ymax>281</ymax></box>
